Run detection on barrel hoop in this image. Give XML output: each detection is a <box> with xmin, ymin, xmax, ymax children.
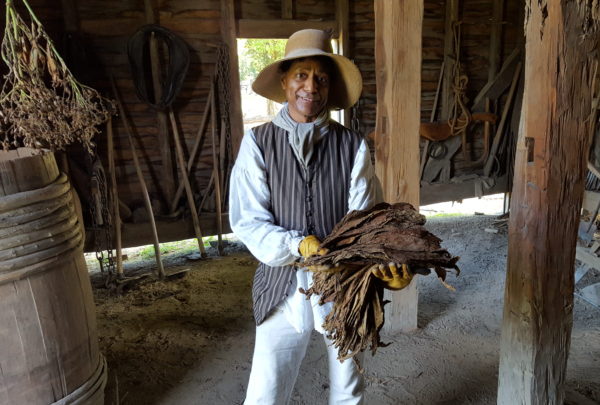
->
<box><xmin>0</xmin><ymin>231</ymin><xmax>82</xmax><ymax>273</ymax></box>
<box><xmin>0</xmin><ymin>225</ymin><xmax>80</xmax><ymax>262</ymax></box>
<box><xmin>0</xmin><ymin>190</ymin><xmax>71</xmax><ymax>228</ymax></box>
<box><xmin>0</xmin><ymin>214</ymin><xmax>78</xmax><ymax>251</ymax></box>
<box><xmin>50</xmin><ymin>354</ymin><xmax>107</xmax><ymax>405</ymax></box>
<box><xmin>0</xmin><ymin>201</ymin><xmax>74</xmax><ymax>239</ymax></box>
<box><xmin>0</xmin><ymin>241</ymin><xmax>83</xmax><ymax>285</ymax></box>
<box><xmin>0</xmin><ymin>173</ymin><xmax>68</xmax><ymax>213</ymax></box>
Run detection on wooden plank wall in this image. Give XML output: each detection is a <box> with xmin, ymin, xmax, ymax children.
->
<box><xmin>235</xmin><ymin>0</ymin><xmax>334</xmax><ymax>19</ymax></box>
<box><xmin>75</xmin><ymin>0</ymin><xmax>223</xmax><ymax>213</ymax></box>
<box><xmin>349</xmin><ymin>1</ymin><xmax>377</xmax><ymax>137</ymax></box>
<box><xmin>233</xmin><ymin>0</ymin><xmax>377</xmax><ymax>137</ymax></box>
<box><xmin>421</xmin><ymin>0</ymin><xmax>524</xmax><ymax>178</ymax></box>
<box><xmin>2</xmin><ymin>0</ymin><xmax>524</xmax><ymax>231</ymax></box>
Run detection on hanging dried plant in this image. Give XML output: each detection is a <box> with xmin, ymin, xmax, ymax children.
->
<box><xmin>0</xmin><ymin>0</ymin><xmax>113</xmax><ymax>152</ymax></box>
<box><xmin>302</xmin><ymin>202</ymin><xmax>460</xmax><ymax>362</ymax></box>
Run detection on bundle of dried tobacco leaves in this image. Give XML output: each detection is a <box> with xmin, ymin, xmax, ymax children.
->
<box><xmin>0</xmin><ymin>0</ymin><xmax>113</xmax><ymax>152</ymax></box>
<box><xmin>302</xmin><ymin>202</ymin><xmax>459</xmax><ymax>361</ymax></box>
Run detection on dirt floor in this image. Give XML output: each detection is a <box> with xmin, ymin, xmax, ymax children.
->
<box><xmin>92</xmin><ymin>215</ymin><xmax>600</xmax><ymax>405</ymax></box>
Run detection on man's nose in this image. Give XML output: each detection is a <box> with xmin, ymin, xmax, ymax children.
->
<box><xmin>304</xmin><ymin>74</ymin><xmax>318</xmax><ymax>92</ymax></box>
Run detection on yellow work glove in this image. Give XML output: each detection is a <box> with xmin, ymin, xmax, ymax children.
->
<box><xmin>371</xmin><ymin>263</ymin><xmax>414</xmax><ymax>290</ymax></box>
<box><xmin>298</xmin><ymin>235</ymin><xmax>329</xmax><ymax>258</ymax></box>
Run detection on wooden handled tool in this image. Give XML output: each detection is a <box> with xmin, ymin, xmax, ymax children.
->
<box><xmin>110</xmin><ymin>76</ymin><xmax>165</xmax><ymax>279</ymax></box>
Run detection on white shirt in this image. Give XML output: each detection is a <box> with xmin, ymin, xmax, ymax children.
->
<box><xmin>229</xmin><ymin>127</ymin><xmax>382</xmax><ymax>333</ymax></box>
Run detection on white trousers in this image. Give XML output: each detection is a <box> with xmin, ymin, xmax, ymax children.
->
<box><xmin>244</xmin><ymin>308</ymin><xmax>364</xmax><ymax>405</ymax></box>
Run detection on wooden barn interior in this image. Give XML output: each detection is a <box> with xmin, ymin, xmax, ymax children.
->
<box><xmin>0</xmin><ymin>0</ymin><xmax>599</xmax><ymax>404</ymax></box>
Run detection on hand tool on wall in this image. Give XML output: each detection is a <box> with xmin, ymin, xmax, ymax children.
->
<box><xmin>168</xmin><ymin>110</ymin><xmax>207</xmax><ymax>258</ymax></box>
<box><xmin>168</xmin><ymin>83</ymin><xmax>213</xmax><ymax>214</ymax></box>
<box><xmin>419</xmin><ymin>61</ymin><xmax>444</xmax><ymax>180</ymax></box>
<box><xmin>110</xmin><ymin>77</ymin><xmax>165</xmax><ymax>279</ymax></box>
<box><xmin>128</xmin><ymin>21</ymin><xmax>208</xmax><ymax>257</ymax></box>
<box><xmin>106</xmin><ymin>117</ymin><xmax>123</xmax><ymax>277</ymax></box>
<box><xmin>210</xmin><ymin>79</ymin><xmax>224</xmax><ymax>255</ymax></box>
<box><xmin>483</xmin><ymin>62</ymin><xmax>522</xmax><ymax>178</ymax></box>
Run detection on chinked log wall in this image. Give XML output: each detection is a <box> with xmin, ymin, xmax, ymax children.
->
<box><xmin>78</xmin><ymin>0</ymin><xmax>223</xmax><ymax>212</ymax></box>
<box><xmin>421</xmin><ymin>0</ymin><xmax>523</xmax><ymax>176</ymax></box>
<box><xmin>3</xmin><ymin>0</ymin><xmax>524</xmax><ymax>244</ymax></box>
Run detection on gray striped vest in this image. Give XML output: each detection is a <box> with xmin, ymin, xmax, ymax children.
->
<box><xmin>251</xmin><ymin>121</ymin><xmax>362</xmax><ymax>325</ymax></box>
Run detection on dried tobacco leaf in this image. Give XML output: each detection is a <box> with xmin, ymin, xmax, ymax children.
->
<box><xmin>1</xmin><ymin>0</ymin><xmax>114</xmax><ymax>152</ymax></box>
<box><xmin>302</xmin><ymin>202</ymin><xmax>459</xmax><ymax>361</ymax></box>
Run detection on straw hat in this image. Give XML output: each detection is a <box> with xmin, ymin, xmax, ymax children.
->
<box><xmin>251</xmin><ymin>29</ymin><xmax>362</xmax><ymax>109</ymax></box>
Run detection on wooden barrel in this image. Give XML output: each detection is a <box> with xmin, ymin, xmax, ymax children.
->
<box><xmin>0</xmin><ymin>149</ymin><xmax>106</xmax><ymax>405</ymax></box>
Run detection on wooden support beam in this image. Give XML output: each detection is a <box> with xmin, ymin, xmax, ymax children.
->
<box><xmin>335</xmin><ymin>0</ymin><xmax>350</xmax><ymax>127</ymax></box>
<box><xmin>374</xmin><ymin>0</ymin><xmax>423</xmax><ymax>333</ymax></box>
<box><xmin>497</xmin><ymin>1</ymin><xmax>599</xmax><ymax>404</ymax></box>
<box><xmin>440</xmin><ymin>0</ymin><xmax>459</xmax><ymax>120</ymax></box>
<box><xmin>144</xmin><ymin>0</ymin><xmax>176</xmax><ymax>208</ymax></box>
<box><xmin>282</xmin><ymin>0</ymin><xmax>293</xmax><ymax>19</ymax></box>
<box><xmin>472</xmin><ymin>48</ymin><xmax>520</xmax><ymax>112</ymax></box>
<box><xmin>237</xmin><ymin>19</ymin><xmax>338</xmax><ymax>39</ymax></box>
<box><xmin>59</xmin><ymin>0</ymin><xmax>80</xmax><ymax>32</ymax></box>
<box><xmin>488</xmin><ymin>0</ymin><xmax>504</xmax><ymax>82</ymax></box>
<box><xmin>221</xmin><ymin>0</ymin><xmax>244</xmax><ymax>158</ymax></box>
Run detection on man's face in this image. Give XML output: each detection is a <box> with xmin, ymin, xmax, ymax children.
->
<box><xmin>281</xmin><ymin>58</ymin><xmax>330</xmax><ymax>123</ymax></box>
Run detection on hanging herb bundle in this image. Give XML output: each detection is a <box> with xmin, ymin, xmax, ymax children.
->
<box><xmin>302</xmin><ymin>202</ymin><xmax>460</xmax><ymax>361</ymax></box>
<box><xmin>0</xmin><ymin>0</ymin><xmax>113</xmax><ymax>152</ymax></box>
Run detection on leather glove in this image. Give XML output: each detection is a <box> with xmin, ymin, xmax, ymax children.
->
<box><xmin>371</xmin><ymin>262</ymin><xmax>414</xmax><ymax>290</ymax></box>
<box><xmin>298</xmin><ymin>235</ymin><xmax>329</xmax><ymax>258</ymax></box>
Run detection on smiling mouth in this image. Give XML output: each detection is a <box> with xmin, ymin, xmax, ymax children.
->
<box><xmin>298</xmin><ymin>96</ymin><xmax>319</xmax><ymax>103</ymax></box>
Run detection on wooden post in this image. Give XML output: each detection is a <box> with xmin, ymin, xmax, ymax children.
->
<box><xmin>106</xmin><ymin>117</ymin><xmax>123</xmax><ymax>277</ymax></box>
<box><xmin>210</xmin><ymin>81</ymin><xmax>224</xmax><ymax>255</ymax></box>
<box><xmin>282</xmin><ymin>0</ymin><xmax>293</xmax><ymax>19</ymax></box>
<box><xmin>144</xmin><ymin>0</ymin><xmax>176</xmax><ymax>207</ymax></box>
<box><xmin>497</xmin><ymin>2</ymin><xmax>599</xmax><ymax>404</ymax></box>
<box><xmin>220</xmin><ymin>0</ymin><xmax>244</xmax><ymax>159</ymax></box>
<box><xmin>335</xmin><ymin>0</ymin><xmax>350</xmax><ymax>127</ymax></box>
<box><xmin>440</xmin><ymin>0</ymin><xmax>459</xmax><ymax>120</ymax></box>
<box><xmin>374</xmin><ymin>0</ymin><xmax>423</xmax><ymax>333</ymax></box>
<box><xmin>488</xmin><ymin>0</ymin><xmax>504</xmax><ymax>82</ymax></box>
<box><xmin>59</xmin><ymin>0</ymin><xmax>80</xmax><ymax>32</ymax></box>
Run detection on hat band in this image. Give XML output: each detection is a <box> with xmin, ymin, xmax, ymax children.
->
<box><xmin>284</xmin><ymin>48</ymin><xmax>329</xmax><ymax>60</ymax></box>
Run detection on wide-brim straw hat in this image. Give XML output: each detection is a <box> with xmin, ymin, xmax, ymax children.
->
<box><xmin>251</xmin><ymin>29</ymin><xmax>362</xmax><ymax>109</ymax></box>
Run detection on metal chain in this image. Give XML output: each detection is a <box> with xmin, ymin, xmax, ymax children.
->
<box><xmin>215</xmin><ymin>44</ymin><xmax>233</xmax><ymax>208</ymax></box>
<box><xmin>351</xmin><ymin>97</ymin><xmax>362</xmax><ymax>134</ymax></box>
<box><xmin>89</xmin><ymin>152</ymin><xmax>115</xmax><ymax>278</ymax></box>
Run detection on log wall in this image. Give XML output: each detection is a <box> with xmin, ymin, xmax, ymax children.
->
<box><xmin>76</xmin><ymin>0</ymin><xmax>222</xmax><ymax>213</ymax></box>
<box><xmin>2</xmin><ymin>0</ymin><xmax>525</xmax><ymax>244</ymax></box>
<box><xmin>421</xmin><ymin>0</ymin><xmax>524</xmax><ymax>178</ymax></box>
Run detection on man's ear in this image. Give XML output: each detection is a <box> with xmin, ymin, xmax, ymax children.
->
<box><xmin>281</xmin><ymin>75</ymin><xmax>287</xmax><ymax>90</ymax></box>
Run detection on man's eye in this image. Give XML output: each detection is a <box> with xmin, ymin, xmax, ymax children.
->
<box><xmin>296</xmin><ymin>73</ymin><xmax>307</xmax><ymax>79</ymax></box>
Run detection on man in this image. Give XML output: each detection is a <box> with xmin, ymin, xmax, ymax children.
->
<box><xmin>229</xmin><ymin>29</ymin><xmax>412</xmax><ymax>405</ymax></box>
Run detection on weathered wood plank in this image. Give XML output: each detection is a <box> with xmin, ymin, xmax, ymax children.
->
<box><xmin>221</xmin><ymin>0</ymin><xmax>244</xmax><ymax>158</ymax></box>
<box><xmin>236</xmin><ymin>18</ymin><xmax>338</xmax><ymax>38</ymax></box>
<box><xmin>374</xmin><ymin>0</ymin><xmax>423</xmax><ymax>333</ymax></box>
<box><xmin>440</xmin><ymin>0</ymin><xmax>459</xmax><ymax>120</ymax></box>
<box><xmin>497</xmin><ymin>1</ymin><xmax>599</xmax><ymax>404</ymax></box>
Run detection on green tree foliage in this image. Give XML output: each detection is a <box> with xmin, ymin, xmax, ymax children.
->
<box><xmin>239</xmin><ymin>39</ymin><xmax>286</xmax><ymax>82</ymax></box>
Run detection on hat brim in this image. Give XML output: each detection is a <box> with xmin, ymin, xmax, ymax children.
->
<box><xmin>251</xmin><ymin>49</ymin><xmax>362</xmax><ymax>110</ymax></box>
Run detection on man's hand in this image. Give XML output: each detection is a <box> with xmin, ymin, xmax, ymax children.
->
<box><xmin>371</xmin><ymin>263</ymin><xmax>413</xmax><ymax>290</ymax></box>
<box><xmin>299</xmin><ymin>235</ymin><xmax>329</xmax><ymax>258</ymax></box>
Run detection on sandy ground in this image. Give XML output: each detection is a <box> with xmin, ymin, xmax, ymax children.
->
<box><xmin>93</xmin><ymin>215</ymin><xmax>600</xmax><ymax>405</ymax></box>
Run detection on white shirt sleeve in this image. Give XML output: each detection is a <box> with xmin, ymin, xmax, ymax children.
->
<box><xmin>229</xmin><ymin>129</ymin><xmax>304</xmax><ymax>267</ymax></box>
<box><xmin>348</xmin><ymin>139</ymin><xmax>384</xmax><ymax>211</ymax></box>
